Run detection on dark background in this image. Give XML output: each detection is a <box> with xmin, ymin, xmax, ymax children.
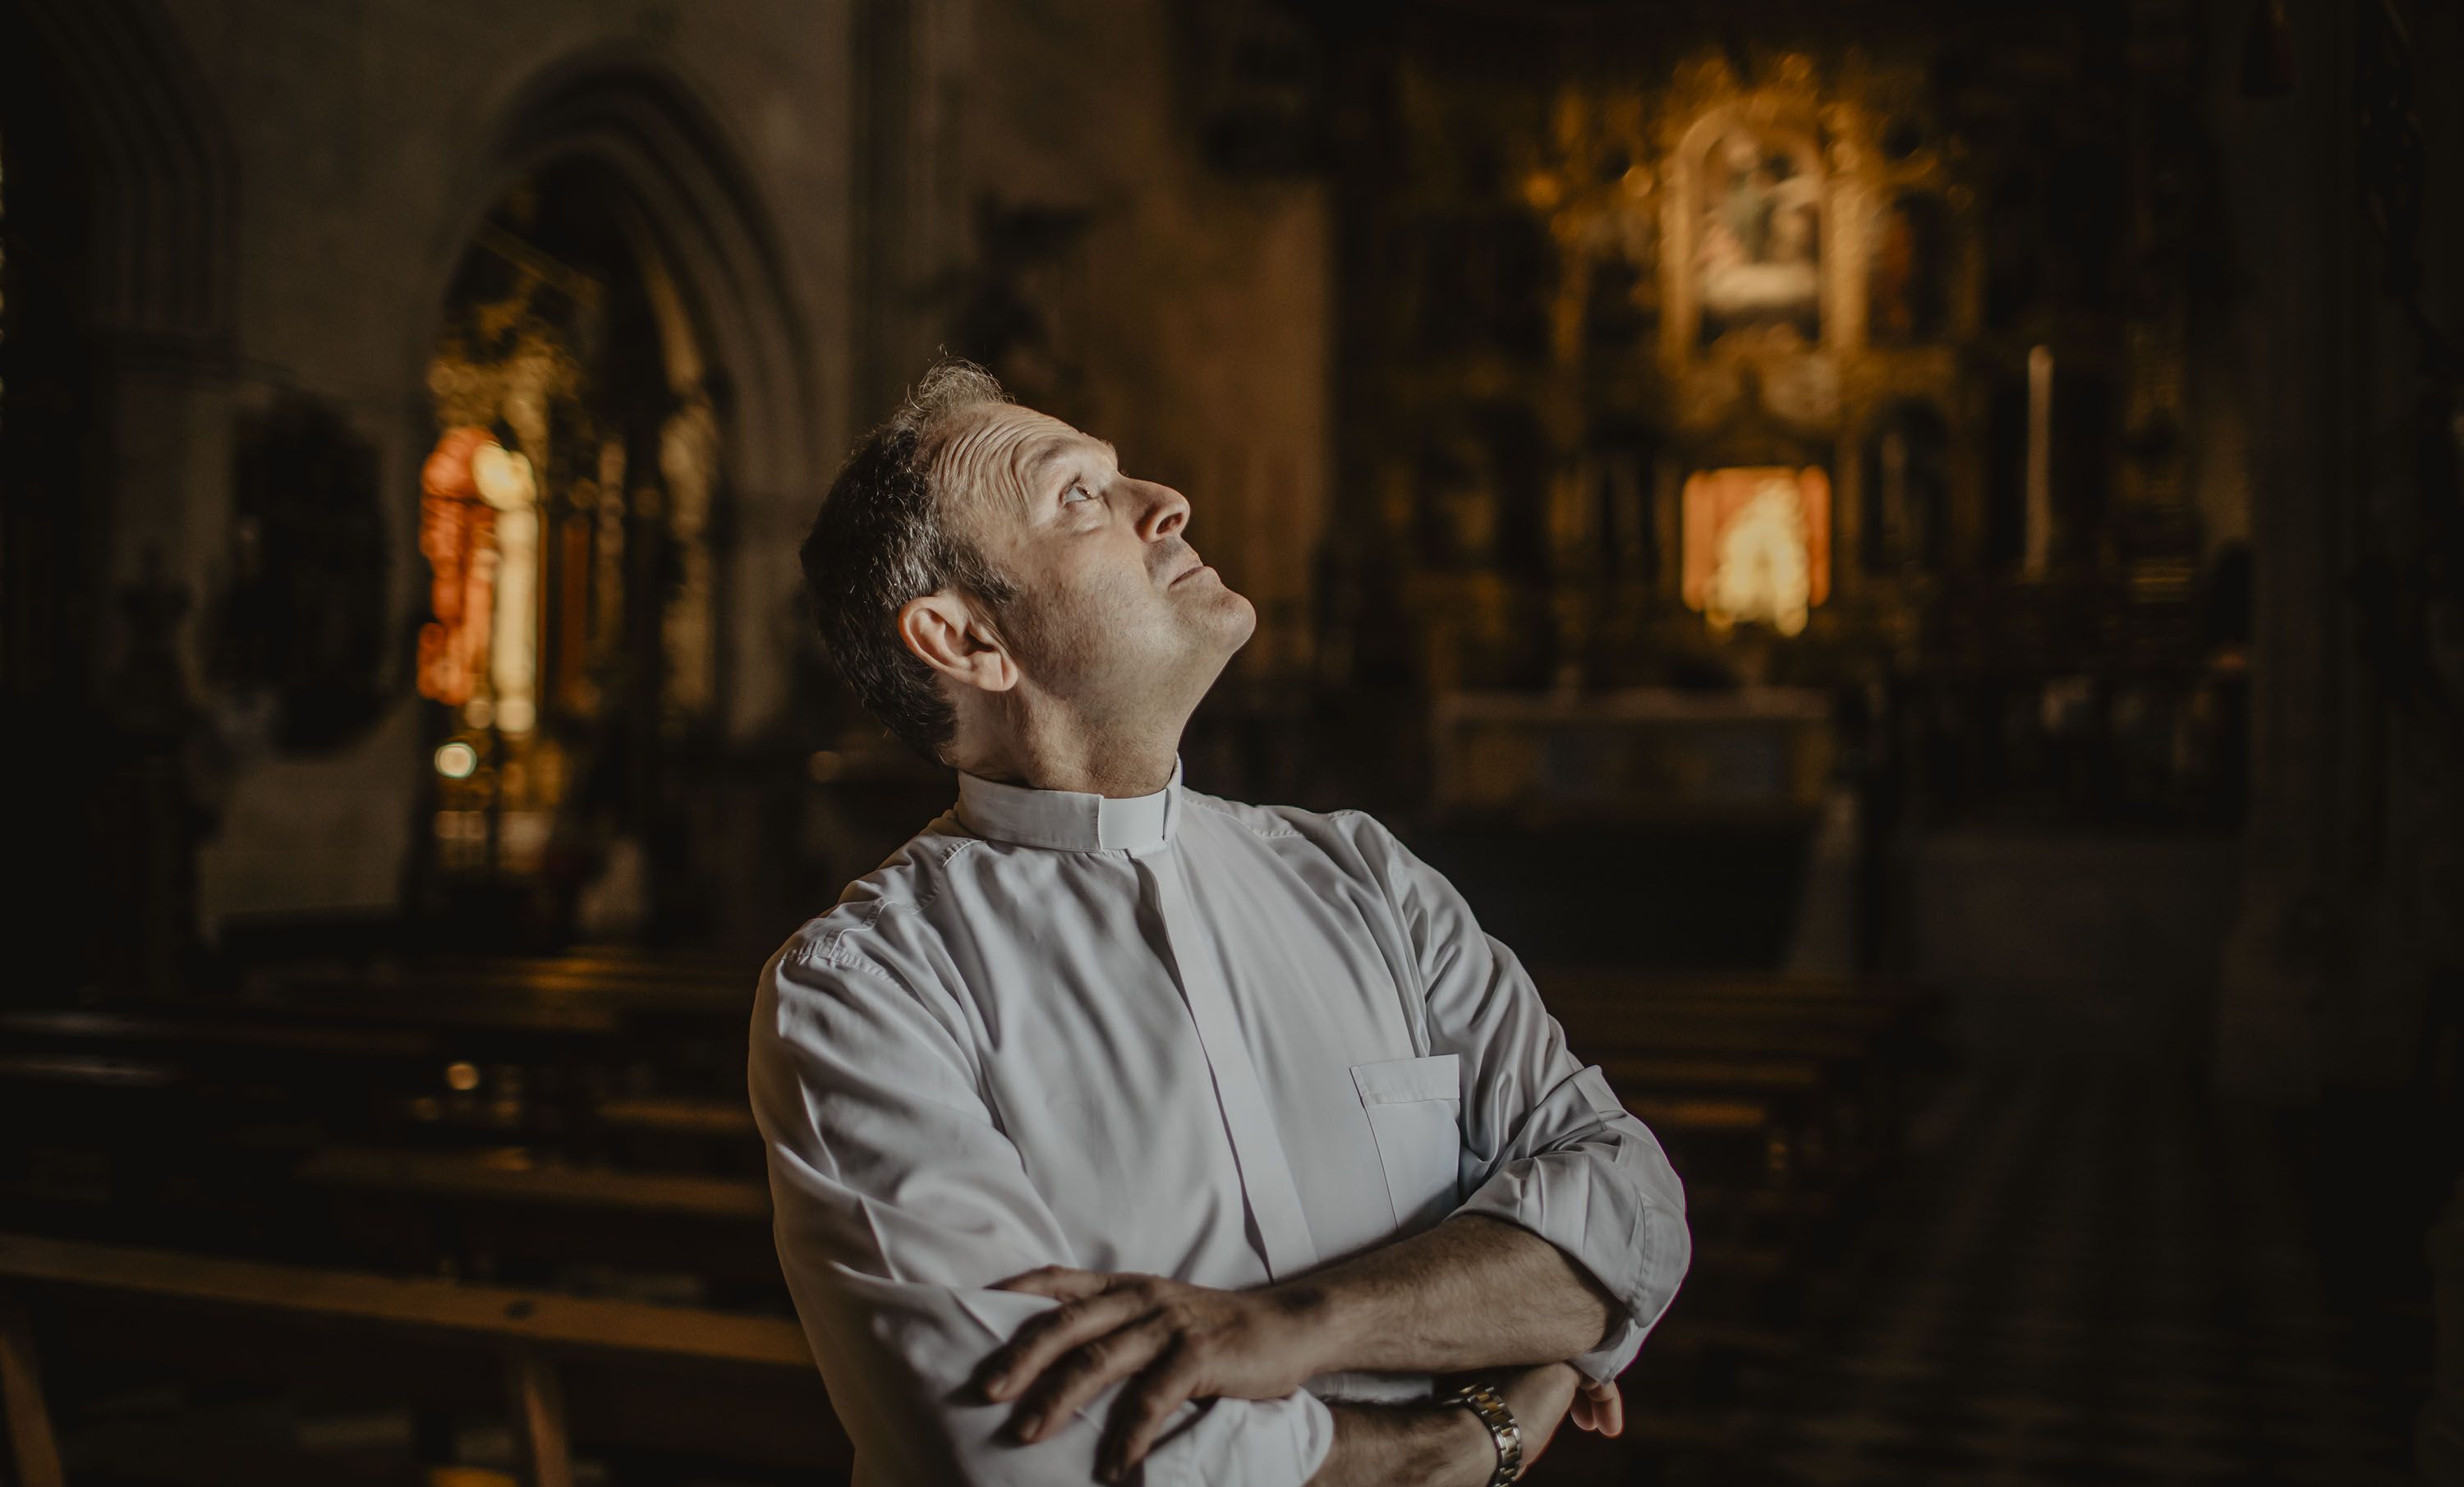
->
<box><xmin>1</xmin><ymin>1</ymin><xmax>2457</xmax><ymax>1483</ymax></box>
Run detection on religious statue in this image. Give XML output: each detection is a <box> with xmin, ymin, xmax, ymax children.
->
<box><xmin>416</xmin><ymin>425</ymin><xmax>538</xmax><ymax>725</ymax></box>
<box><xmin>416</xmin><ymin>426</ymin><xmax>499</xmax><ymax>709</ymax></box>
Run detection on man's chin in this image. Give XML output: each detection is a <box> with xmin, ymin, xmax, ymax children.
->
<box><xmin>1216</xmin><ymin>590</ymin><xmax>1260</xmax><ymax>651</ymax></box>
<box><xmin>1180</xmin><ymin>599</ymin><xmax>1257</xmax><ymax>687</ymax></box>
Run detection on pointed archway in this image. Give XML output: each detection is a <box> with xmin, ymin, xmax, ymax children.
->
<box><xmin>421</xmin><ymin>50</ymin><xmax>822</xmax><ymax>740</ymax></box>
<box><xmin>404</xmin><ymin>53</ymin><xmax>822</xmax><ymax>943</ymax></box>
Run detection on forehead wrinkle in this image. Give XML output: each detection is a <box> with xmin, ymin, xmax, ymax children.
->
<box><xmin>926</xmin><ymin>410</ymin><xmax>1041</xmax><ymax>534</ymax></box>
<box><xmin>1016</xmin><ymin>430</ymin><xmax>1118</xmax><ymax>511</ymax></box>
<box><xmin>928</xmin><ymin>407</ymin><xmax>1114</xmax><ymax>536</ymax></box>
<box><xmin>1017</xmin><ymin>438</ymin><xmax>1078</xmax><ymax>495</ymax></box>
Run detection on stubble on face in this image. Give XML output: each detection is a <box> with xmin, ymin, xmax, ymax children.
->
<box><xmin>928</xmin><ymin>403</ymin><xmax>1254</xmax><ymax>731</ymax></box>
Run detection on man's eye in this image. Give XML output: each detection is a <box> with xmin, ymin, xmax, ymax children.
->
<box><xmin>1063</xmin><ymin>482</ymin><xmax>1095</xmax><ymax>505</ymax></box>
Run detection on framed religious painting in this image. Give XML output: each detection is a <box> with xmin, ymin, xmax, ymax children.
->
<box><xmin>1676</xmin><ymin>120</ymin><xmax>1825</xmax><ymax>350</ymax></box>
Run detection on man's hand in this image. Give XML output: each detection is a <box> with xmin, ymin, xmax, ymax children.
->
<box><xmin>1501</xmin><ymin>1362</ymin><xmax>1585</xmax><ymax>1474</ymax></box>
<box><xmin>1569</xmin><ymin>1376</ymin><xmax>1623</xmax><ymax>1436</ymax></box>
<box><xmin>972</xmin><ymin>1265</ymin><xmax>1323</xmax><ymax>1481</ymax></box>
<box><xmin>1304</xmin><ymin>1361</ymin><xmax>1582</xmax><ymax>1487</ymax></box>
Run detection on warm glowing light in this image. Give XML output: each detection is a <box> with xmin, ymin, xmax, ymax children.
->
<box><xmin>416</xmin><ymin>428</ymin><xmax>499</xmax><ymax>708</ymax></box>
<box><xmin>1682</xmin><ymin>467</ymin><xmax>1832</xmax><ymax>636</ymax></box>
<box><xmin>483</xmin><ymin>447</ymin><xmax>540</xmax><ymax>738</ymax></box>
<box><xmin>418</xmin><ymin>430</ymin><xmax>540</xmax><ymax>736</ymax></box>
<box><xmin>471</xmin><ymin>443</ymin><xmax>535</xmax><ymax>512</ymax></box>
<box><xmin>1713</xmin><ymin>480</ymin><xmax>1814</xmax><ymax>635</ymax></box>
<box><xmin>445</xmin><ymin>1061</ymin><xmax>480</xmax><ymax>1092</ymax></box>
<box><xmin>434</xmin><ymin>741</ymin><xmax>479</xmax><ymax>778</ymax></box>
<box><xmin>488</xmin><ymin>502</ymin><xmax>538</xmax><ymax>728</ymax></box>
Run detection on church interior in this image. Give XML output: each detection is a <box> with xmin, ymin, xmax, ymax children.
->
<box><xmin>2</xmin><ymin>0</ymin><xmax>2459</xmax><ymax>1482</ymax></box>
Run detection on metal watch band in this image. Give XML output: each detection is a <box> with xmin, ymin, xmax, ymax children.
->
<box><xmin>1447</xmin><ymin>1382</ymin><xmax>1524</xmax><ymax>1487</ymax></box>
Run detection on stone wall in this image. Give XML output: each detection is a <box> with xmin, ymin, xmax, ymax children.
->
<box><xmin>863</xmin><ymin>0</ymin><xmax>1332</xmax><ymax>687</ymax></box>
<box><xmin>46</xmin><ymin>0</ymin><xmax>1331</xmax><ymax>932</ymax></box>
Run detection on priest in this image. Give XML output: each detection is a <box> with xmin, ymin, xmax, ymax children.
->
<box><xmin>750</xmin><ymin>359</ymin><xmax>1690</xmax><ymax>1487</ymax></box>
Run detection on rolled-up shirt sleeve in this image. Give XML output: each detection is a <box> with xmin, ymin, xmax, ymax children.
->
<box><xmin>1354</xmin><ymin>815</ymin><xmax>1692</xmax><ymax>1384</ymax></box>
<box><xmin>748</xmin><ymin>940</ymin><xmax>1335</xmax><ymax>1487</ymax></box>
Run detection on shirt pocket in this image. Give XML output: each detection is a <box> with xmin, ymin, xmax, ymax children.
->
<box><xmin>1349</xmin><ymin>1053</ymin><xmax>1462</xmax><ymax>1233</ymax></box>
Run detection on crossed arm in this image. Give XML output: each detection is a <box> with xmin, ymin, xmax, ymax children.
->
<box><xmin>753</xmin><ymin>816</ymin><xmax>1687</xmax><ymax>1485</ymax></box>
<box><xmin>972</xmin><ymin>1212</ymin><xmax>1628</xmax><ymax>1484</ymax></box>
<box><xmin>752</xmin><ymin>948</ymin><xmax>1661</xmax><ymax>1487</ymax></box>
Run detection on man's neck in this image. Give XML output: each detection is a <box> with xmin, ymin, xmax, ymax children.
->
<box><xmin>954</xmin><ymin>708</ymin><xmax>1183</xmax><ymax>799</ymax></box>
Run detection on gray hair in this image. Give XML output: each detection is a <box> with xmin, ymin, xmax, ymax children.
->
<box><xmin>800</xmin><ymin>357</ymin><xmax>1023</xmax><ymax>765</ymax></box>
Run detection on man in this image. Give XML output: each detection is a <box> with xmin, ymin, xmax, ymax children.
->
<box><xmin>750</xmin><ymin>360</ymin><xmax>1690</xmax><ymax>1486</ymax></box>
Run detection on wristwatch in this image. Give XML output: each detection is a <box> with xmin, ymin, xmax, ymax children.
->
<box><xmin>1446</xmin><ymin>1381</ymin><xmax>1523</xmax><ymax>1487</ymax></box>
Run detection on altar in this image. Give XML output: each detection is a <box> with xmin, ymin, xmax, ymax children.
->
<box><xmin>1431</xmin><ymin>686</ymin><xmax>1835</xmax><ymax>828</ymax></box>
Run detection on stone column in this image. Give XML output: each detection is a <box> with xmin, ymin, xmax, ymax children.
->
<box><xmin>2206</xmin><ymin>0</ymin><xmax>2365</xmax><ymax>1104</ymax></box>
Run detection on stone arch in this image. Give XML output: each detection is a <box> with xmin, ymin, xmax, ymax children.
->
<box><xmin>18</xmin><ymin>0</ymin><xmax>237</xmax><ymax>351</ymax></box>
<box><xmin>415</xmin><ymin>47</ymin><xmax>822</xmax><ymax>738</ymax></box>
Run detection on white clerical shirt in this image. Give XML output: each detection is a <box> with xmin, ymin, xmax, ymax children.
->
<box><xmin>748</xmin><ymin>756</ymin><xmax>1690</xmax><ymax>1486</ymax></box>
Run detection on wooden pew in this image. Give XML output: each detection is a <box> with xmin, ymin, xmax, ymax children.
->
<box><xmin>0</xmin><ymin>1010</ymin><xmax>450</xmax><ymax>1118</ymax></box>
<box><xmin>239</xmin><ymin>958</ymin><xmax>751</xmax><ymax>1116</ymax></box>
<box><xmin>1546</xmin><ymin>969</ymin><xmax>1946</xmax><ymax>1168</ymax></box>
<box><xmin>1538</xmin><ymin>971</ymin><xmax>1944</xmax><ymax>1335</ymax></box>
<box><xmin>0</xmin><ymin>1003</ymin><xmax>645</xmax><ymax>1165</ymax></box>
<box><xmin>292</xmin><ymin>1146</ymin><xmax>785</xmax><ymax>1303</ymax></box>
<box><xmin>244</xmin><ymin>956</ymin><xmax>750</xmax><ymax>1021</ymax></box>
<box><xmin>0</xmin><ymin>1005</ymin><xmax>768</xmax><ymax>1283</ymax></box>
<box><xmin>0</xmin><ymin>1232</ymin><xmax>844</xmax><ymax>1487</ymax></box>
<box><xmin>22</xmin><ymin>951</ymin><xmax>1929</xmax><ymax>1346</ymax></box>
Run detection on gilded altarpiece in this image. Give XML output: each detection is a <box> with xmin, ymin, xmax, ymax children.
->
<box><xmin>417</xmin><ymin>177</ymin><xmax>721</xmax><ymax>911</ymax></box>
<box><xmin>1354</xmin><ymin>53</ymin><xmax>1989</xmax><ymax>706</ymax></box>
<box><xmin>1335</xmin><ymin>29</ymin><xmax>2217</xmax><ymax>829</ymax></box>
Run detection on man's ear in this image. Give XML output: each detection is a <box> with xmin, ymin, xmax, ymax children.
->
<box><xmin>898</xmin><ymin>590</ymin><xmax>1020</xmax><ymax>695</ymax></box>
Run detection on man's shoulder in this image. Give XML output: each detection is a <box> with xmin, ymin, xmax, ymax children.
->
<box><xmin>770</xmin><ymin>818</ymin><xmax>978</xmax><ymax>989</ymax></box>
<box><xmin>1184</xmin><ymin>789</ymin><xmax>1464</xmax><ymax>926</ymax></box>
<box><xmin>749</xmin><ymin>828</ymin><xmax>992</xmax><ymax>1084</ymax></box>
<box><xmin>1180</xmin><ymin>788</ymin><xmax>1403</xmax><ymax>860</ymax></box>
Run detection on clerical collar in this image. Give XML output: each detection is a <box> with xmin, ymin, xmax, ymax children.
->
<box><xmin>954</xmin><ymin>754</ymin><xmax>1185</xmax><ymax>852</ymax></box>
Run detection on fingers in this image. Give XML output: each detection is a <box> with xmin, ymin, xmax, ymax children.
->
<box><xmin>1567</xmin><ymin>1377</ymin><xmax>1624</xmax><ymax>1435</ymax></box>
<box><xmin>991</xmin><ymin>1264</ymin><xmax>1110</xmax><ymax>1301</ymax></box>
<box><xmin>1099</xmin><ymin>1337</ymin><xmax>1201</xmax><ymax>1483</ymax></box>
<box><xmin>1581</xmin><ymin>1379</ymin><xmax>1622</xmax><ymax>1438</ymax></box>
<box><xmin>976</xmin><ymin>1284</ymin><xmax>1152</xmax><ymax>1403</ymax></box>
<box><xmin>1007</xmin><ymin>1315</ymin><xmax>1175</xmax><ymax>1445</ymax></box>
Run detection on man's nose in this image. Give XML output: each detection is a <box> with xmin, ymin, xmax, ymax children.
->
<box><xmin>1136</xmin><ymin>480</ymin><xmax>1190</xmax><ymax>542</ymax></box>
